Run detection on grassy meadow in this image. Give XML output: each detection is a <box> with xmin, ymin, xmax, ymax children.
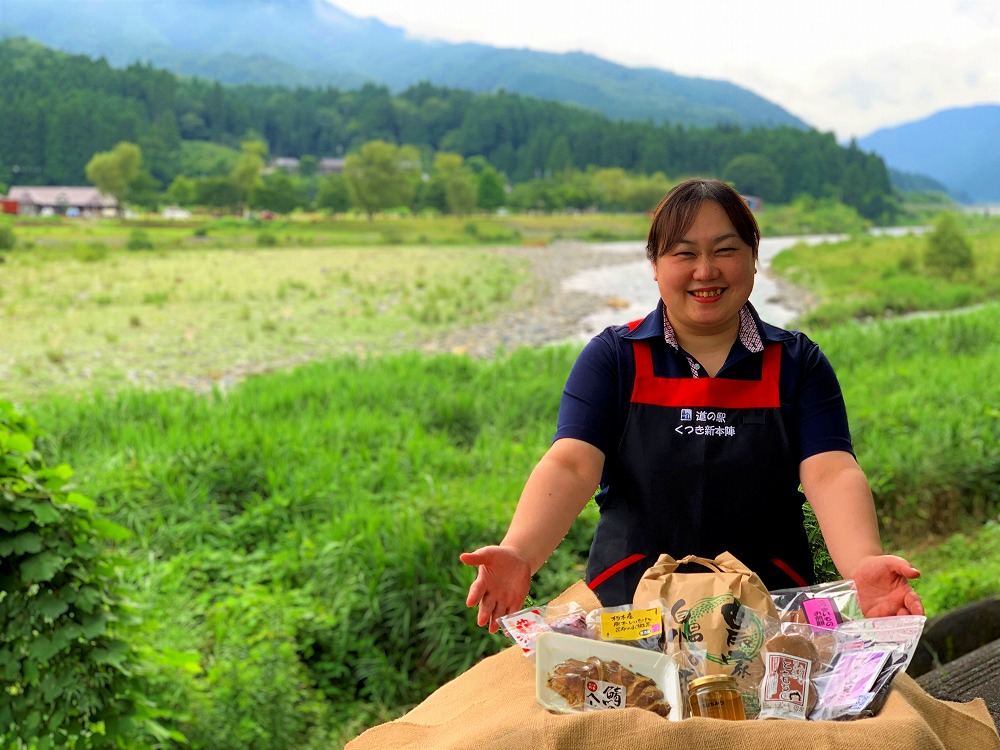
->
<box><xmin>1</xmin><ymin>211</ymin><xmax>998</xmax><ymax>747</ymax></box>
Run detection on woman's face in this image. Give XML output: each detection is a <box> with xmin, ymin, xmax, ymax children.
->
<box><xmin>652</xmin><ymin>200</ymin><xmax>756</xmax><ymax>338</ymax></box>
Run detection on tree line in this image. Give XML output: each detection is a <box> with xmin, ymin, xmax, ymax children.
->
<box><xmin>0</xmin><ymin>37</ymin><xmax>897</xmax><ymax>220</ymax></box>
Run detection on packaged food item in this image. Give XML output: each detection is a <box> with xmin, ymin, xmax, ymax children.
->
<box><xmin>585</xmin><ymin>599</ymin><xmax>664</xmax><ymax>651</ymax></box>
<box><xmin>535</xmin><ymin>631</ymin><xmax>683</xmax><ymax>720</ymax></box>
<box><xmin>770</xmin><ymin>579</ymin><xmax>862</xmax><ymax>628</ymax></box>
<box><xmin>633</xmin><ymin>552</ymin><xmax>776</xmax><ymax>671</ymax></box>
<box><xmin>728</xmin><ymin>609</ymin><xmax>846</xmax><ymax>720</ymax></box>
<box><xmin>809</xmin><ymin>649</ymin><xmax>891</xmax><ymax>721</ymax></box>
<box><xmin>758</xmin><ymin>633</ymin><xmax>821</xmax><ymax>720</ymax></box>
<box><xmin>687</xmin><ymin>674</ymin><xmax>747</xmax><ymax>720</ymax></box>
<box><xmin>810</xmin><ymin>615</ymin><xmax>926</xmax><ymax>720</ymax></box>
<box><xmin>499</xmin><ymin>602</ymin><xmax>592</xmax><ymax>660</ymax></box>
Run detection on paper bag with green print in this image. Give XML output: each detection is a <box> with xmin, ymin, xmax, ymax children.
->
<box><xmin>632</xmin><ymin>551</ymin><xmax>777</xmax><ymax>677</ymax></box>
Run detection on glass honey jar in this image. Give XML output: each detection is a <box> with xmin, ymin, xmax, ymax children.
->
<box><xmin>687</xmin><ymin>674</ymin><xmax>746</xmax><ymax>720</ymax></box>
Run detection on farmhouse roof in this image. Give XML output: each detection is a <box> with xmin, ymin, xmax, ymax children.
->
<box><xmin>6</xmin><ymin>186</ymin><xmax>117</xmax><ymax>208</ymax></box>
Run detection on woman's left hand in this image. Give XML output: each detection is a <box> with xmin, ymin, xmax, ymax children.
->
<box><xmin>852</xmin><ymin>555</ymin><xmax>924</xmax><ymax>617</ymax></box>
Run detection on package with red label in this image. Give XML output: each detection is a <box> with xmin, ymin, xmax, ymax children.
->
<box><xmin>498</xmin><ymin>602</ymin><xmax>593</xmax><ymax>660</ymax></box>
<box><xmin>534</xmin><ymin>632</ymin><xmax>683</xmax><ymax>720</ymax></box>
<box><xmin>728</xmin><ymin>609</ymin><xmax>846</xmax><ymax>720</ymax></box>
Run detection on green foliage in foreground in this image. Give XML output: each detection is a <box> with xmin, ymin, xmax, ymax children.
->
<box><xmin>25</xmin><ymin>304</ymin><xmax>999</xmax><ymax>746</ymax></box>
<box><xmin>0</xmin><ymin>402</ymin><xmax>183</xmax><ymax>748</ymax></box>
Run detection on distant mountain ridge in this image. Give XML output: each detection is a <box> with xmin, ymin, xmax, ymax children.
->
<box><xmin>858</xmin><ymin>104</ymin><xmax>1000</xmax><ymax>204</ymax></box>
<box><xmin>0</xmin><ymin>0</ymin><xmax>808</xmax><ymax>130</ymax></box>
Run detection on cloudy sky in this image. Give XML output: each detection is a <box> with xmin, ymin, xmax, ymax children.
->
<box><xmin>330</xmin><ymin>0</ymin><xmax>999</xmax><ymax>140</ymax></box>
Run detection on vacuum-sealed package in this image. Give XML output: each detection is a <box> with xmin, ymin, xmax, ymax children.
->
<box><xmin>498</xmin><ymin>602</ymin><xmax>592</xmax><ymax>660</ymax></box>
<box><xmin>585</xmin><ymin>599</ymin><xmax>664</xmax><ymax>651</ymax></box>
<box><xmin>769</xmin><ymin>579</ymin><xmax>862</xmax><ymax>629</ymax></box>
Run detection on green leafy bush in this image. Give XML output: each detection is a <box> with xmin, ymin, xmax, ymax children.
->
<box><xmin>0</xmin><ymin>224</ymin><xmax>16</xmax><ymax>251</ymax></box>
<box><xmin>0</xmin><ymin>401</ymin><xmax>181</xmax><ymax>748</ymax></box>
<box><xmin>125</xmin><ymin>230</ymin><xmax>154</xmax><ymax>251</ymax></box>
<box><xmin>924</xmin><ymin>213</ymin><xmax>975</xmax><ymax>279</ymax></box>
<box><xmin>256</xmin><ymin>231</ymin><xmax>277</xmax><ymax>247</ymax></box>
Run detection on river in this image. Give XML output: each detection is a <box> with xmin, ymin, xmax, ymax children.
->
<box><xmin>561</xmin><ymin>227</ymin><xmax>929</xmax><ymax>340</ymax></box>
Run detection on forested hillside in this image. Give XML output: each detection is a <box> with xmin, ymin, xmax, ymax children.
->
<box><xmin>0</xmin><ymin>0</ymin><xmax>808</xmax><ymax>130</ymax></box>
<box><xmin>0</xmin><ymin>38</ymin><xmax>896</xmax><ymax>219</ymax></box>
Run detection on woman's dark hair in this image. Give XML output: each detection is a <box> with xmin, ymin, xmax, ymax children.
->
<box><xmin>646</xmin><ymin>179</ymin><xmax>760</xmax><ymax>262</ymax></box>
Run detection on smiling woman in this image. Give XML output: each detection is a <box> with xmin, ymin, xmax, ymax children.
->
<box><xmin>461</xmin><ymin>179</ymin><xmax>924</xmax><ymax>636</ymax></box>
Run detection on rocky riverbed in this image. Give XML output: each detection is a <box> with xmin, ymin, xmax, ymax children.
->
<box><xmin>418</xmin><ymin>239</ymin><xmax>815</xmax><ymax>358</ymax></box>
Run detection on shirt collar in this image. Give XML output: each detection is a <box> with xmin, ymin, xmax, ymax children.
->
<box><xmin>623</xmin><ymin>299</ymin><xmax>768</xmax><ymax>354</ymax></box>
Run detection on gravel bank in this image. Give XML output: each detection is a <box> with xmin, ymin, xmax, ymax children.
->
<box><xmin>418</xmin><ymin>239</ymin><xmax>815</xmax><ymax>358</ymax></box>
<box><xmin>418</xmin><ymin>241</ymin><xmax>648</xmax><ymax>357</ymax></box>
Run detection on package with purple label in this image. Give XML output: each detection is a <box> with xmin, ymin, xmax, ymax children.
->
<box><xmin>815</xmin><ymin>615</ymin><xmax>926</xmax><ymax>720</ymax></box>
<box><xmin>769</xmin><ymin>579</ymin><xmax>862</xmax><ymax>629</ymax></box>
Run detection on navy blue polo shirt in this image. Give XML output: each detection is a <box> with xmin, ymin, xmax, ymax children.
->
<box><xmin>554</xmin><ymin>300</ymin><xmax>855</xmax><ymax>476</ymax></box>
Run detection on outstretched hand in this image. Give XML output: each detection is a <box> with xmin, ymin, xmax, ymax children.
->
<box><xmin>460</xmin><ymin>545</ymin><xmax>532</xmax><ymax>633</ymax></box>
<box><xmin>853</xmin><ymin>555</ymin><xmax>924</xmax><ymax>617</ymax></box>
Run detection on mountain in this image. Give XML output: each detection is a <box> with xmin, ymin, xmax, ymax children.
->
<box><xmin>0</xmin><ymin>0</ymin><xmax>808</xmax><ymax>131</ymax></box>
<box><xmin>858</xmin><ymin>104</ymin><xmax>1000</xmax><ymax>204</ymax></box>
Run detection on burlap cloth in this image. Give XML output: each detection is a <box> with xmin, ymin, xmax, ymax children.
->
<box><xmin>346</xmin><ymin>581</ymin><xmax>999</xmax><ymax>750</ymax></box>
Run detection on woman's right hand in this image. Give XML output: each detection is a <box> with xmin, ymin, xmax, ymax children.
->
<box><xmin>460</xmin><ymin>545</ymin><xmax>532</xmax><ymax>633</ymax></box>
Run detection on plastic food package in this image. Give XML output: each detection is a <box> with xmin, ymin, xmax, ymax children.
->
<box><xmin>585</xmin><ymin>599</ymin><xmax>664</xmax><ymax>651</ymax></box>
<box><xmin>535</xmin><ymin>631</ymin><xmax>683</xmax><ymax>720</ymax></box>
<box><xmin>769</xmin><ymin>579</ymin><xmax>862</xmax><ymax>628</ymax></box>
<box><xmin>811</xmin><ymin>615</ymin><xmax>926</xmax><ymax>720</ymax></box>
<box><xmin>498</xmin><ymin>602</ymin><xmax>592</xmax><ymax>660</ymax></box>
<box><xmin>727</xmin><ymin>607</ymin><xmax>926</xmax><ymax>722</ymax></box>
<box><xmin>728</xmin><ymin>609</ymin><xmax>847</xmax><ymax>720</ymax></box>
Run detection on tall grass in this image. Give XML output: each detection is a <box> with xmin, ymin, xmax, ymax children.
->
<box><xmin>28</xmin><ymin>305</ymin><xmax>1000</xmax><ymax>746</ymax></box>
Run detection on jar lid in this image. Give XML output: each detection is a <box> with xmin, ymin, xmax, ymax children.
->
<box><xmin>687</xmin><ymin>674</ymin><xmax>736</xmax><ymax>691</ymax></box>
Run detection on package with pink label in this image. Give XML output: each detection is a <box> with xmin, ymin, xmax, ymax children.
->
<box><xmin>769</xmin><ymin>579</ymin><xmax>862</xmax><ymax>629</ymax></box>
<box><xmin>726</xmin><ymin>606</ymin><xmax>925</xmax><ymax>721</ymax></box>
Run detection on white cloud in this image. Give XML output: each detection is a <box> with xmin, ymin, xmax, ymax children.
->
<box><xmin>328</xmin><ymin>0</ymin><xmax>1000</xmax><ymax>139</ymax></box>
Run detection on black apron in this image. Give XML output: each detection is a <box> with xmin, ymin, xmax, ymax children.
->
<box><xmin>586</xmin><ymin>338</ymin><xmax>815</xmax><ymax>606</ymax></box>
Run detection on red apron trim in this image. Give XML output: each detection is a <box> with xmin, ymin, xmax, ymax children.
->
<box><xmin>588</xmin><ymin>553</ymin><xmax>647</xmax><ymax>591</ymax></box>
<box><xmin>771</xmin><ymin>557</ymin><xmax>809</xmax><ymax>588</ymax></box>
<box><xmin>631</xmin><ymin>340</ymin><xmax>782</xmax><ymax>408</ymax></box>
